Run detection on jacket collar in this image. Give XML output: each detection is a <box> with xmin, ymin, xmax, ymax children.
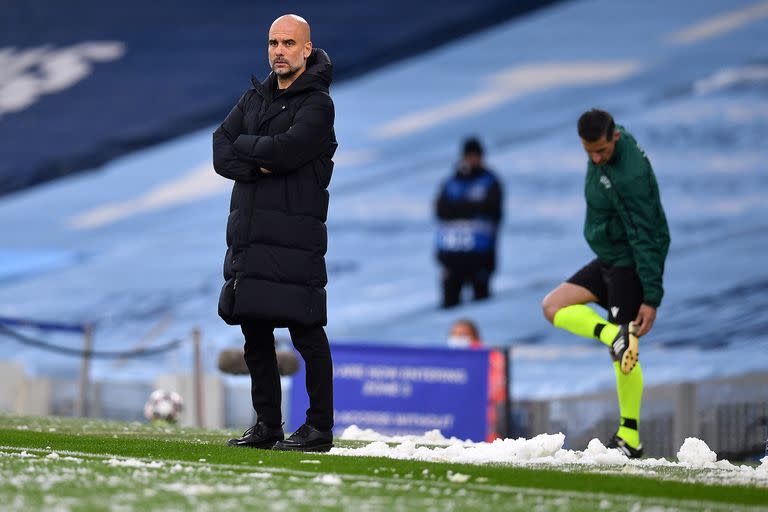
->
<box><xmin>454</xmin><ymin>165</ymin><xmax>487</xmax><ymax>179</ymax></box>
<box><xmin>250</xmin><ymin>48</ymin><xmax>333</xmax><ymax>100</ymax></box>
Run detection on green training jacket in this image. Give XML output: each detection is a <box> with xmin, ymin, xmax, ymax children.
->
<box><xmin>583</xmin><ymin>126</ymin><xmax>670</xmax><ymax>308</ymax></box>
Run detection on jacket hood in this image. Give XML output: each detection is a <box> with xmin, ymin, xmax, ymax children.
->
<box><xmin>251</xmin><ymin>48</ymin><xmax>333</xmax><ymax>96</ymax></box>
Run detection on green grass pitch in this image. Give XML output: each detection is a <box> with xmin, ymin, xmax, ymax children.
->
<box><xmin>0</xmin><ymin>415</ymin><xmax>766</xmax><ymax>511</ymax></box>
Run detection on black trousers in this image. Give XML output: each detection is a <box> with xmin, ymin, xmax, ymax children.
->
<box><xmin>442</xmin><ymin>266</ymin><xmax>491</xmax><ymax>308</ymax></box>
<box><xmin>566</xmin><ymin>258</ymin><xmax>643</xmax><ymax>324</ymax></box>
<box><xmin>241</xmin><ymin>322</ymin><xmax>333</xmax><ymax>431</ymax></box>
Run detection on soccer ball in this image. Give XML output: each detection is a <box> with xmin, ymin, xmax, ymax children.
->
<box><xmin>144</xmin><ymin>389</ymin><xmax>183</xmax><ymax>424</ymax></box>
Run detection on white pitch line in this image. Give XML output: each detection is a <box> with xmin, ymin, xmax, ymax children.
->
<box><xmin>0</xmin><ymin>445</ymin><xmax>764</xmax><ymax>512</ymax></box>
<box><xmin>67</xmin><ymin>162</ymin><xmax>228</xmax><ymax>230</ymax></box>
<box><xmin>666</xmin><ymin>0</ymin><xmax>768</xmax><ymax>44</ymax></box>
<box><xmin>370</xmin><ymin>61</ymin><xmax>641</xmax><ymax>140</ymax></box>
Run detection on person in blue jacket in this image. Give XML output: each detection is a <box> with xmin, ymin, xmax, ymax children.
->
<box><xmin>435</xmin><ymin>137</ymin><xmax>503</xmax><ymax>308</ymax></box>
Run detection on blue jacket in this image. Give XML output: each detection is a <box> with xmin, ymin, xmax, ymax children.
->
<box><xmin>435</xmin><ymin>165</ymin><xmax>502</xmax><ymax>270</ymax></box>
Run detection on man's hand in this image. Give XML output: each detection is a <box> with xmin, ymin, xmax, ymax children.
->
<box><xmin>633</xmin><ymin>304</ymin><xmax>656</xmax><ymax>337</ymax></box>
<box><xmin>260</xmin><ymin>167</ymin><xmax>272</xmax><ymax>174</ymax></box>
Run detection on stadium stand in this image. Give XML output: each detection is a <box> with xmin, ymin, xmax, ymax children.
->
<box><xmin>0</xmin><ymin>0</ymin><xmax>767</xmax><ymax>456</ymax></box>
<box><xmin>0</xmin><ymin>0</ymin><xmax>557</xmax><ymax>195</ymax></box>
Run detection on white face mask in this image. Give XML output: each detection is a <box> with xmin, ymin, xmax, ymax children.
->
<box><xmin>447</xmin><ymin>335</ymin><xmax>472</xmax><ymax>348</ymax></box>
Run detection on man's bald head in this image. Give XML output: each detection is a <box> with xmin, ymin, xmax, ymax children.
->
<box><xmin>268</xmin><ymin>14</ymin><xmax>313</xmax><ymax>88</ymax></box>
<box><xmin>270</xmin><ymin>14</ymin><xmax>311</xmax><ymax>43</ymax></box>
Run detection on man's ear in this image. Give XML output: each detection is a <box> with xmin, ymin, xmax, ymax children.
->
<box><xmin>613</xmin><ymin>130</ymin><xmax>621</xmax><ymax>142</ymax></box>
<box><xmin>303</xmin><ymin>42</ymin><xmax>312</xmax><ymax>59</ymax></box>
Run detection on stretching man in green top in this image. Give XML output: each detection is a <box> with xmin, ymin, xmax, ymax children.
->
<box><xmin>542</xmin><ymin>109</ymin><xmax>670</xmax><ymax>458</ymax></box>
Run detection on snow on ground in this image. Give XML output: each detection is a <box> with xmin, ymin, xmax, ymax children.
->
<box><xmin>335</xmin><ymin>425</ymin><xmax>768</xmax><ymax>487</ymax></box>
<box><xmin>677</xmin><ymin>437</ymin><xmax>718</xmax><ymax>466</ymax></box>
<box><xmin>0</xmin><ymin>432</ymin><xmax>766</xmax><ymax>512</ymax></box>
<box><xmin>337</xmin><ymin>425</ymin><xmax>470</xmax><ymax>445</ymax></box>
<box><xmin>105</xmin><ymin>457</ymin><xmax>163</xmax><ymax>468</ymax></box>
<box><xmin>313</xmin><ymin>474</ymin><xmax>343</xmax><ymax>486</ymax></box>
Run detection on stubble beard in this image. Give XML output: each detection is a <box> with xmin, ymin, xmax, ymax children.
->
<box><xmin>272</xmin><ymin>62</ymin><xmax>301</xmax><ymax>81</ymax></box>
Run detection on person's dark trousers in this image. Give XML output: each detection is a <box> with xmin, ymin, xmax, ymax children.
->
<box><xmin>441</xmin><ymin>266</ymin><xmax>492</xmax><ymax>308</ymax></box>
<box><xmin>241</xmin><ymin>322</ymin><xmax>334</xmax><ymax>431</ymax></box>
<box><xmin>289</xmin><ymin>324</ymin><xmax>334</xmax><ymax>430</ymax></box>
<box><xmin>441</xmin><ymin>267</ymin><xmax>464</xmax><ymax>308</ymax></box>
<box><xmin>241</xmin><ymin>322</ymin><xmax>281</xmax><ymax>428</ymax></box>
<box><xmin>471</xmin><ymin>268</ymin><xmax>491</xmax><ymax>301</ymax></box>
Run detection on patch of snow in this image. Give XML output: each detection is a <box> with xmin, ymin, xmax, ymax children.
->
<box><xmin>300</xmin><ymin>460</ymin><xmax>321</xmax><ymax>464</ymax></box>
<box><xmin>339</xmin><ymin>425</ymin><xmax>469</xmax><ymax>445</ymax></box>
<box><xmin>334</xmin><ymin>432</ymin><xmax>566</xmax><ymax>464</ymax></box>
<box><xmin>351</xmin><ymin>480</ymin><xmax>382</xmax><ymax>488</ymax></box>
<box><xmin>578</xmin><ymin>438</ymin><xmax>630</xmax><ymax>465</ymax></box>
<box><xmin>756</xmin><ymin>456</ymin><xmax>768</xmax><ymax>477</ymax></box>
<box><xmin>105</xmin><ymin>458</ymin><xmax>164</xmax><ymax>469</ymax></box>
<box><xmin>168</xmin><ymin>463</ymin><xmax>195</xmax><ymax>473</ymax></box>
<box><xmin>159</xmin><ymin>483</ymin><xmax>251</xmax><ymax>496</ymax></box>
<box><xmin>446</xmin><ymin>471</ymin><xmax>470</xmax><ymax>483</ymax></box>
<box><xmin>314</xmin><ymin>474</ymin><xmax>342</xmax><ymax>486</ymax></box>
<box><xmin>677</xmin><ymin>438</ymin><xmax>717</xmax><ymax>466</ymax></box>
<box><xmin>331</xmin><ymin>426</ymin><xmax>768</xmax><ymax>487</ymax></box>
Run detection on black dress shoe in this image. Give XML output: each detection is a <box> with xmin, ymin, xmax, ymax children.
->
<box><xmin>273</xmin><ymin>424</ymin><xmax>333</xmax><ymax>452</ymax></box>
<box><xmin>227</xmin><ymin>422</ymin><xmax>284</xmax><ymax>449</ymax></box>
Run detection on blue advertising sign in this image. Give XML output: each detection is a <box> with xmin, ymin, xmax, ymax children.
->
<box><xmin>289</xmin><ymin>344</ymin><xmax>490</xmax><ymax>441</ymax></box>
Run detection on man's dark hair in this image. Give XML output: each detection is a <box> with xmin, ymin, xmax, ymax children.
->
<box><xmin>462</xmin><ymin>137</ymin><xmax>484</xmax><ymax>156</ymax></box>
<box><xmin>578</xmin><ymin>109</ymin><xmax>615</xmax><ymax>142</ymax></box>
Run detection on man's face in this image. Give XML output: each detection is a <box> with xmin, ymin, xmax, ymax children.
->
<box><xmin>581</xmin><ymin>132</ymin><xmax>619</xmax><ymax>166</ymax></box>
<box><xmin>462</xmin><ymin>152</ymin><xmax>483</xmax><ymax>169</ymax></box>
<box><xmin>268</xmin><ymin>18</ymin><xmax>311</xmax><ymax>82</ymax></box>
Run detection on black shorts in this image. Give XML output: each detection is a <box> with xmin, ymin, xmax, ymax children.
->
<box><xmin>566</xmin><ymin>258</ymin><xmax>643</xmax><ymax>324</ymax></box>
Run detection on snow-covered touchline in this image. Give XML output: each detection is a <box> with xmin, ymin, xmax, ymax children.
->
<box><xmin>4</xmin><ymin>428</ymin><xmax>768</xmax><ymax>489</ymax></box>
<box><xmin>0</xmin><ymin>446</ymin><xmax>762</xmax><ymax>511</ymax></box>
<box><xmin>334</xmin><ymin>426</ymin><xmax>768</xmax><ymax>485</ymax></box>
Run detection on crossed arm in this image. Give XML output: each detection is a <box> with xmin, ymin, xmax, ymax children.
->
<box><xmin>212</xmin><ymin>92</ymin><xmax>262</xmax><ymax>182</ymax></box>
<box><xmin>213</xmin><ymin>91</ymin><xmax>334</xmax><ymax>181</ymax></box>
<box><xmin>231</xmin><ymin>92</ymin><xmax>334</xmax><ymax>175</ymax></box>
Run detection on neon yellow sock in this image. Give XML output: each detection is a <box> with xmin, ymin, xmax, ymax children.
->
<box><xmin>553</xmin><ymin>305</ymin><xmax>618</xmax><ymax>347</ymax></box>
<box><xmin>614</xmin><ymin>361</ymin><xmax>643</xmax><ymax>448</ymax></box>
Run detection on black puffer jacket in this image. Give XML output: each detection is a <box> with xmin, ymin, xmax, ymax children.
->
<box><xmin>213</xmin><ymin>49</ymin><xmax>337</xmax><ymax>327</ymax></box>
